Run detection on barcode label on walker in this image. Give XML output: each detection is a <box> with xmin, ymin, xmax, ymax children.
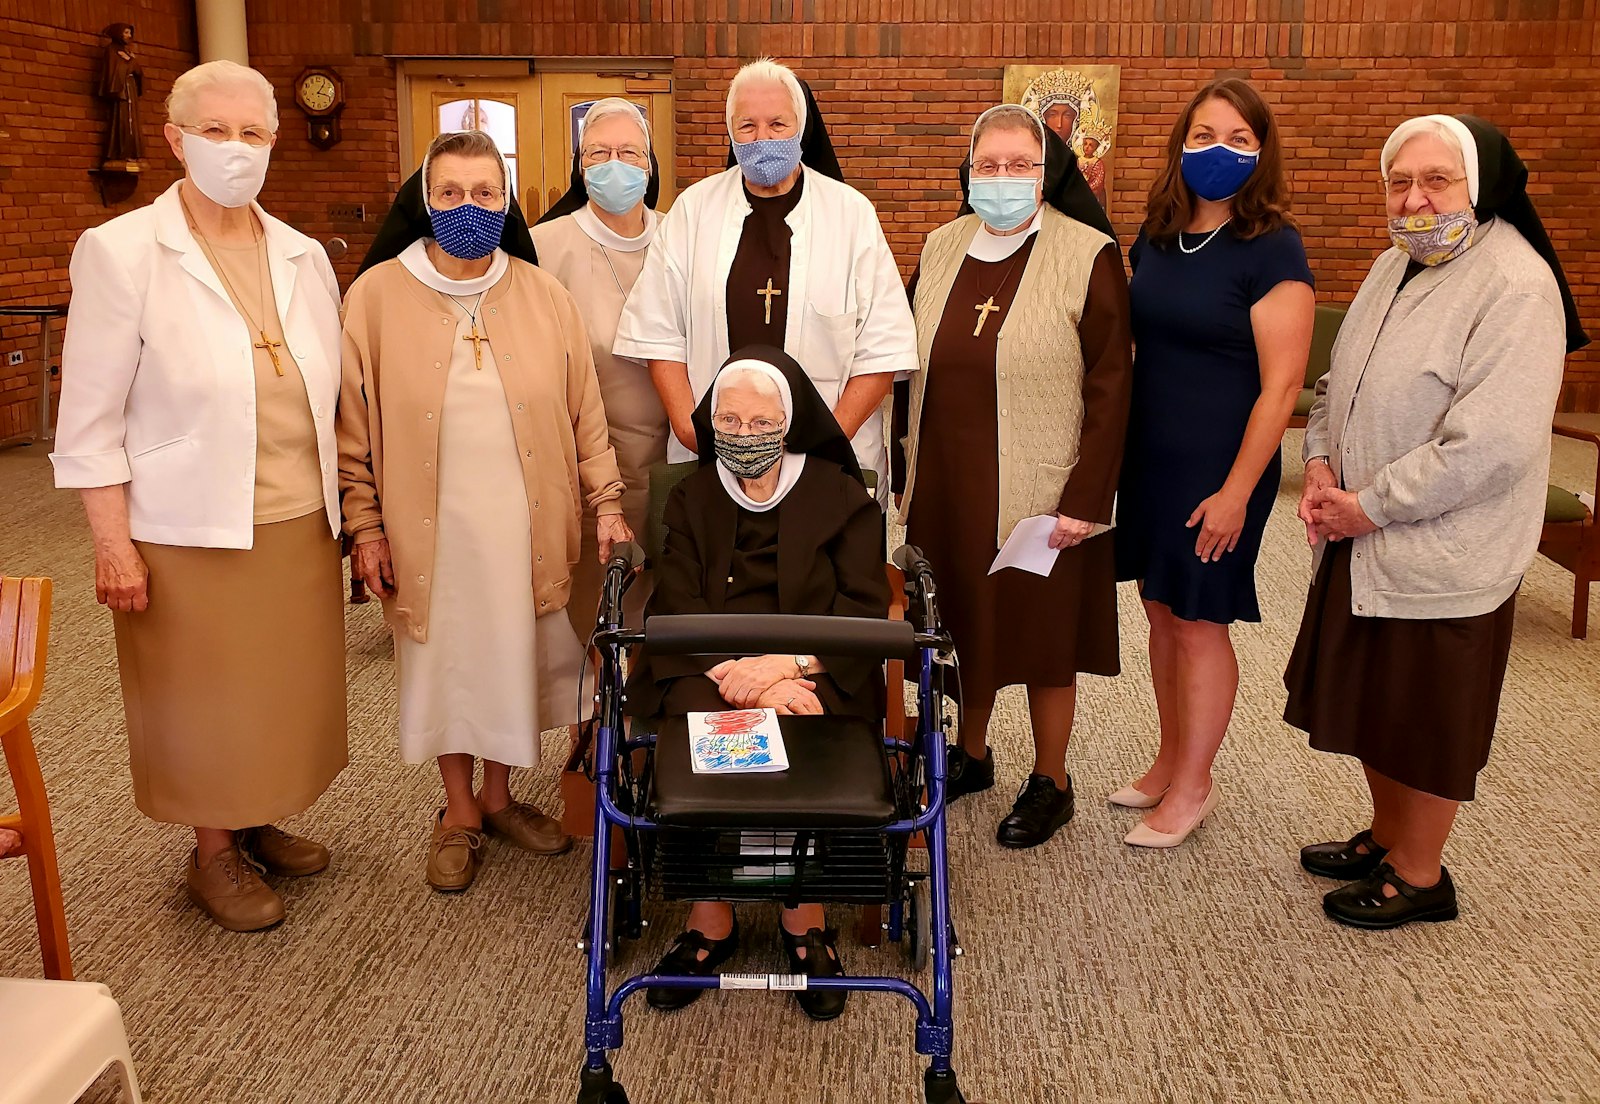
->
<box><xmin>718</xmin><ymin>973</ymin><xmax>809</xmax><ymax>990</ymax></box>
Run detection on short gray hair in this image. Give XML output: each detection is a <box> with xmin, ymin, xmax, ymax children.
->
<box><xmin>166</xmin><ymin>60</ymin><xmax>278</xmax><ymax>132</ymax></box>
<box><xmin>971</xmin><ymin>105</ymin><xmax>1045</xmax><ymax>160</ymax></box>
<box><xmin>581</xmin><ymin>97</ymin><xmax>651</xmax><ymax>152</ymax></box>
<box><xmin>725</xmin><ymin>58</ymin><xmax>807</xmax><ymax>134</ymax></box>
<box><xmin>424</xmin><ymin>129</ymin><xmax>507</xmax><ymax>194</ymax></box>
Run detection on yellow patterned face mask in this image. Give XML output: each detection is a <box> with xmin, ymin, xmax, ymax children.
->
<box><xmin>1388</xmin><ymin>209</ymin><xmax>1478</xmax><ymax>266</ymax></box>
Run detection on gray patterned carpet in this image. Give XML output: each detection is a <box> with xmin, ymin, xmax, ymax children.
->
<box><xmin>2</xmin><ymin>429</ymin><xmax>1598</xmax><ymax>1104</ymax></box>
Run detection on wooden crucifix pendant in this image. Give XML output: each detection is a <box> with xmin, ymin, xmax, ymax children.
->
<box><xmin>973</xmin><ymin>296</ymin><xmax>1001</xmax><ymax>337</ymax></box>
<box><xmin>757</xmin><ymin>277</ymin><xmax>783</xmax><ymax>325</ymax></box>
<box><xmin>255</xmin><ymin>331</ymin><xmax>285</xmax><ymax>376</ymax></box>
<box><xmin>462</xmin><ymin>324</ymin><xmax>487</xmax><ymax>370</ymax></box>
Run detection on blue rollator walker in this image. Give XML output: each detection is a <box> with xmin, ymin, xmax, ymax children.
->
<box><xmin>576</xmin><ymin>543</ymin><xmax>966</xmax><ymax>1104</ymax></box>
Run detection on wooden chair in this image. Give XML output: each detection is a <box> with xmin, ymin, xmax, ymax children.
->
<box><xmin>1287</xmin><ymin>305</ymin><xmax>1346</xmax><ymax>430</ymax></box>
<box><xmin>0</xmin><ymin>576</ymin><xmax>72</xmax><ymax>979</ymax></box>
<box><xmin>1539</xmin><ymin>423</ymin><xmax>1600</xmax><ymax>639</ymax></box>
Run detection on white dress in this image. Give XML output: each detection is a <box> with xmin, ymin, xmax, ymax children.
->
<box><xmin>394</xmin><ymin>242</ymin><xmax>588</xmax><ymax>767</ymax></box>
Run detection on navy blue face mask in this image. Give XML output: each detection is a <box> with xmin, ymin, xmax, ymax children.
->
<box><xmin>426</xmin><ymin>201</ymin><xmax>507</xmax><ymax>261</ymax></box>
<box><xmin>1180</xmin><ymin>142</ymin><xmax>1260</xmax><ymax>201</ymax></box>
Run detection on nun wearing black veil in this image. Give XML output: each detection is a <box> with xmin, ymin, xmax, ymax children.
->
<box><xmin>1285</xmin><ymin>114</ymin><xmax>1588</xmax><ymax>931</ymax></box>
<box><xmin>895</xmin><ymin>104</ymin><xmax>1133</xmax><ymax>851</ymax></box>
<box><xmin>615</xmin><ymin>58</ymin><xmax>917</xmax><ymax>506</ymax></box>
<box><xmin>625</xmin><ymin>346</ymin><xmax>891</xmax><ymax>1023</ymax></box>
<box><xmin>530</xmin><ymin>98</ymin><xmax>669</xmax><ymax>633</ymax></box>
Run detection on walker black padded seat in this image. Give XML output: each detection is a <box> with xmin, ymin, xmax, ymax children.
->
<box><xmin>649</xmin><ymin>714</ymin><xmax>896</xmax><ymax>829</ymax></box>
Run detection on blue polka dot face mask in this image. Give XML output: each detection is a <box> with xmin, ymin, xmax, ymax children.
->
<box><xmin>732</xmin><ymin>135</ymin><xmax>804</xmax><ymax>188</ymax></box>
<box><xmin>426</xmin><ymin>200</ymin><xmax>507</xmax><ymax>261</ymax></box>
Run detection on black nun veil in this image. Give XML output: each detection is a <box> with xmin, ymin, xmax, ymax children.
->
<box><xmin>690</xmin><ymin>345</ymin><xmax>863</xmax><ymax>484</ymax></box>
<box><xmin>1456</xmin><ymin>115</ymin><xmax>1589</xmax><ymax>353</ymax></box>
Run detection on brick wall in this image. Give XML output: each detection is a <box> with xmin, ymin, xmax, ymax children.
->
<box><xmin>0</xmin><ymin>1</ymin><xmax>194</xmax><ymax>443</ymax></box>
<box><xmin>5</xmin><ymin>2</ymin><xmax>1598</xmax><ymax>433</ymax></box>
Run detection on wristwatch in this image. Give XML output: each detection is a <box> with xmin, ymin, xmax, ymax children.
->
<box><xmin>794</xmin><ymin>654</ymin><xmax>812</xmax><ymax>679</ymax></box>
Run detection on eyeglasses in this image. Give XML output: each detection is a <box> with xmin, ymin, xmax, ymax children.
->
<box><xmin>712</xmin><ymin>413</ymin><xmax>785</xmax><ymax>435</ymax></box>
<box><xmin>1385</xmin><ymin>173</ymin><xmax>1468</xmax><ymax>196</ymax></box>
<box><xmin>581</xmin><ymin>145</ymin><xmax>649</xmax><ymax>167</ymax></box>
<box><xmin>972</xmin><ymin>158</ymin><xmax>1040</xmax><ymax>178</ymax></box>
<box><xmin>427</xmin><ymin>185</ymin><xmax>507</xmax><ymax>210</ymax></box>
<box><xmin>177</xmin><ymin>122</ymin><xmax>274</xmax><ymax>148</ymax></box>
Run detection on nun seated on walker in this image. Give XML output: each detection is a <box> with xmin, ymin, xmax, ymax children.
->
<box><xmin>623</xmin><ymin>344</ymin><xmax>891</xmax><ymax>1022</ymax></box>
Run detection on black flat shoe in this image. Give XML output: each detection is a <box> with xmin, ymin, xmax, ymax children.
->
<box><xmin>1300</xmin><ymin>828</ymin><xmax>1389</xmax><ymax>880</ymax></box>
<box><xmin>1323</xmin><ymin>863</ymin><xmax>1458</xmax><ymax>930</ymax></box>
<box><xmin>944</xmin><ymin>745</ymin><xmax>994</xmax><ymax>803</ymax></box>
<box><xmin>646</xmin><ymin>921</ymin><xmax>740</xmax><ymax>1011</ymax></box>
<box><xmin>996</xmin><ymin>773</ymin><xmax>1074</xmax><ymax>849</ymax></box>
<box><xmin>781</xmin><ymin>926</ymin><xmax>848</xmax><ymax>1022</ymax></box>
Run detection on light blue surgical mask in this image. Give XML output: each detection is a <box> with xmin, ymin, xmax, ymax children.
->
<box><xmin>969</xmin><ymin>177</ymin><xmax>1040</xmax><ymax>232</ymax></box>
<box><xmin>583</xmin><ymin>159</ymin><xmax>650</xmax><ymax>215</ymax></box>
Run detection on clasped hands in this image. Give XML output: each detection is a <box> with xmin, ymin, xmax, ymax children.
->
<box><xmin>708</xmin><ymin>654</ymin><xmax>822</xmax><ymax>715</ymax></box>
<box><xmin>1297</xmin><ymin>459</ymin><xmax>1377</xmax><ymax>546</ymax></box>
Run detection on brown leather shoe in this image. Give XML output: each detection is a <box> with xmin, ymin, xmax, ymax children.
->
<box><xmin>426</xmin><ymin>810</ymin><xmax>486</xmax><ymax>892</ymax></box>
<box><xmin>185</xmin><ymin>846</ymin><xmax>286</xmax><ymax>932</ymax></box>
<box><xmin>238</xmin><ymin>825</ymin><xmax>331</xmax><ymax>877</ymax></box>
<box><xmin>483</xmin><ymin>800</ymin><xmax>573</xmax><ymax>856</ymax></box>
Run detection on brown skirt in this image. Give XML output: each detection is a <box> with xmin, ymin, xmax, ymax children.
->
<box><xmin>906</xmin><ymin>512</ymin><xmax>1120</xmax><ymax>702</ymax></box>
<box><xmin>1283</xmin><ymin>540</ymin><xmax>1516</xmax><ymax>801</ymax></box>
<box><xmin>114</xmin><ymin>510</ymin><xmax>348</xmax><ymax>828</ymax></box>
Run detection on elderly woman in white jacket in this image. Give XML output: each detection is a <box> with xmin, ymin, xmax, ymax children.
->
<box><xmin>50</xmin><ymin>60</ymin><xmax>347</xmax><ymax>933</ymax></box>
<box><xmin>1285</xmin><ymin>114</ymin><xmax>1587</xmax><ymax>931</ymax></box>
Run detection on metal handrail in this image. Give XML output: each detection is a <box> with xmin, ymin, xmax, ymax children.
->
<box><xmin>0</xmin><ymin>304</ymin><xmax>67</xmax><ymax>447</ymax></box>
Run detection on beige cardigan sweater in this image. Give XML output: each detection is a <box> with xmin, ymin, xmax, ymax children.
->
<box><xmin>337</xmin><ymin>256</ymin><xmax>624</xmax><ymax>642</ymax></box>
<box><xmin>899</xmin><ymin>206</ymin><xmax>1116</xmax><ymax>546</ymax></box>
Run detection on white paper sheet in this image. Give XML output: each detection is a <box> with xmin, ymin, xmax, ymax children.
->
<box><xmin>987</xmin><ymin>514</ymin><xmax>1062</xmax><ymax>577</ymax></box>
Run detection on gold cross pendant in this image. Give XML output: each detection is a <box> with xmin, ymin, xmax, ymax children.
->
<box><xmin>757</xmin><ymin>277</ymin><xmax>783</xmax><ymax>325</ymax></box>
<box><xmin>255</xmin><ymin>331</ymin><xmax>285</xmax><ymax>376</ymax></box>
<box><xmin>462</xmin><ymin>324</ymin><xmax>487</xmax><ymax>370</ymax></box>
<box><xmin>973</xmin><ymin>296</ymin><xmax>1001</xmax><ymax>337</ymax></box>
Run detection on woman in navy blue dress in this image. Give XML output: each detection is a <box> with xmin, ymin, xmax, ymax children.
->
<box><xmin>1112</xmin><ymin>79</ymin><xmax>1315</xmax><ymax>847</ymax></box>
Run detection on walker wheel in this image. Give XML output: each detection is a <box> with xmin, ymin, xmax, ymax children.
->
<box><xmin>924</xmin><ymin>1069</ymin><xmax>964</xmax><ymax>1104</ymax></box>
<box><xmin>906</xmin><ymin>880</ymin><xmax>931</xmax><ymax>971</ymax></box>
<box><xmin>576</xmin><ymin>1063</ymin><xmax>629</xmax><ymax>1104</ymax></box>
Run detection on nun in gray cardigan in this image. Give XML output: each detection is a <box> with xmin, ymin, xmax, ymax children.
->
<box><xmin>1283</xmin><ymin>113</ymin><xmax>1588</xmax><ymax>932</ymax></box>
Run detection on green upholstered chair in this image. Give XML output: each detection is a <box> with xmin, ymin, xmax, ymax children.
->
<box><xmin>1539</xmin><ymin>423</ymin><xmax>1600</xmax><ymax>639</ymax></box>
<box><xmin>1288</xmin><ymin>304</ymin><xmax>1346</xmax><ymax>430</ymax></box>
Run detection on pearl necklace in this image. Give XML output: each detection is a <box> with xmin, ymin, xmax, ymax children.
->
<box><xmin>1178</xmin><ymin>218</ymin><xmax>1231</xmax><ymax>254</ymax></box>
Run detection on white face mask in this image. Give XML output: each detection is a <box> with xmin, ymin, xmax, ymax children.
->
<box><xmin>180</xmin><ymin>131</ymin><xmax>271</xmax><ymax>208</ymax></box>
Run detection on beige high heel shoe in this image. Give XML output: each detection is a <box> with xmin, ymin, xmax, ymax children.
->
<box><xmin>1107</xmin><ymin>783</ymin><xmax>1168</xmax><ymax>809</ymax></box>
<box><xmin>1123</xmin><ymin>784</ymin><xmax>1219</xmax><ymax>848</ymax></box>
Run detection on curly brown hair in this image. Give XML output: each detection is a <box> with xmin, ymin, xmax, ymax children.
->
<box><xmin>1143</xmin><ymin>78</ymin><xmax>1294</xmax><ymax>246</ymax></box>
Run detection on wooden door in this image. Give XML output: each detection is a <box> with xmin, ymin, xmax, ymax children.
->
<box><xmin>407</xmin><ymin>75</ymin><xmax>543</xmax><ymax>218</ymax></box>
<box><xmin>536</xmin><ymin>72</ymin><xmax>677</xmax><ymax>215</ymax></box>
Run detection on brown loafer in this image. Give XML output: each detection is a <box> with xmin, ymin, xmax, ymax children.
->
<box><xmin>427</xmin><ymin>810</ymin><xmax>486</xmax><ymax>892</ymax></box>
<box><xmin>238</xmin><ymin>825</ymin><xmax>331</xmax><ymax>877</ymax></box>
<box><xmin>185</xmin><ymin>846</ymin><xmax>285</xmax><ymax>932</ymax></box>
<box><xmin>483</xmin><ymin>800</ymin><xmax>573</xmax><ymax>856</ymax></box>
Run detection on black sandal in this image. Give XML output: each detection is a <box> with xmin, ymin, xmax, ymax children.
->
<box><xmin>1323</xmin><ymin>863</ymin><xmax>1458</xmax><ymax>930</ymax></box>
<box><xmin>1300</xmin><ymin>828</ymin><xmax>1389</xmax><ymax>880</ymax></box>
<box><xmin>646</xmin><ymin>920</ymin><xmax>740</xmax><ymax>1011</ymax></box>
<box><xmin>782</xmin><ymin>926</ymin><xmax>848</xmax><ymax>1022</ymax></box>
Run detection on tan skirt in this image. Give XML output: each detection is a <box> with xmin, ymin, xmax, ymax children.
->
<box><xmin>114</xmin><ymin>510</ymin><xmax>348</xmax><ymax>828</ymax></box>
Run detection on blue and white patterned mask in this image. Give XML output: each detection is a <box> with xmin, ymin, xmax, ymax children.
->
<box><xmin>426</xmin><ymin>201</ymin><xmax>507</xmax><ymax>261</ymax></box>
<box><xmin>732</xmin><ymin>136</ymin><xmax>803</xmax><ymax>188</ymax></box>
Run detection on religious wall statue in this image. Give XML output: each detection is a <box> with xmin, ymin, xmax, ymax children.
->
<box><xmin>98</xmin><ymin>22</ymin><xmax>144</xmax><ymax>170</ymax></box>
<box><xmin>1004</xmin><ymin>64</ymin><xmax>1122</xmax><ymax>214</ymax></box>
